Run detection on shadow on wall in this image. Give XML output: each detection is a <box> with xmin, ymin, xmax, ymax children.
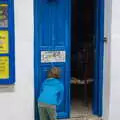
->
<box><xmin>0</xmin><ymin>85</ymin><xmax>15</xmax><ymax>92</ymax></box>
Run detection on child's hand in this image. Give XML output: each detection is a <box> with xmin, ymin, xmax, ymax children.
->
<box><xmin>72</xmin><ymin>77</ymin><xmax>79</xmax><ymax>84</ymax></box>
<box><xmin>74</xmin><ymin>79</ymin><xmax>78</xmax><ymax>84</ymax></box>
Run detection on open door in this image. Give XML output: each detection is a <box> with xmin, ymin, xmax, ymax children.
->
<box><xmin>70</xmin><ymin>0</ymin><xmax>104</xmax><ymax>117</ymax></box>
<box><xmin>34</xmin><ymin>0</ymin><xmax>71</xmax><ymax>119</ymax></box>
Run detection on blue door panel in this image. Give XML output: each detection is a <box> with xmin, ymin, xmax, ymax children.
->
<box><xmin>38</xmin><ymin>1</ymin><xmax>70</xmax><ymax>118</ymax></box>
<box><xmin>39</xmin><ymin>1</ymin><xmax>68</xmax><ymax>48</ymax></box>
<box><xmin>35</xmin><ymin>0</ymin><xmax>70</xmax><ymax>118</ymax></box>
<box><xmin>34</xmin><ymin>0</ymin><xmax>70</xmax><ymax>118</ymax></box>
<box><xmin>39</xmin><ymin>4</ymin><xmax>53</xmax><ymax>47</ymax></box>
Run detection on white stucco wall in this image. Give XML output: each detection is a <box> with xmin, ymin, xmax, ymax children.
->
<box><xmin>0</xmin><ymin>0</ymin><xmax>34</xmax><ymax>120</ymax></box>
<box><xmin>109</xmin><ymin>0</ymin><xmax>120</xmax><ymax>120</ymax></box>
<box><xmin>103</xmin><ymin>0</ymin><xmax>112</xmax><ymax>120</ymax></box>
<box><xmin>0</xmin><ymin>0</ymin><xmax>119</xmax><ymax>120</ymax></box>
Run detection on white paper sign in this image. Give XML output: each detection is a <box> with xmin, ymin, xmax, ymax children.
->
<box><xmin>41</xmin><ymin>51</ymin><xmax>66</xmax><ymax>63</ymax></box>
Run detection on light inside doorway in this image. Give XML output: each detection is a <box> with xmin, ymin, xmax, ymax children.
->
<box><xmin>71</xmin><ymin>0</ymin><xmax>96</xmax><ymax>118</ymax></box>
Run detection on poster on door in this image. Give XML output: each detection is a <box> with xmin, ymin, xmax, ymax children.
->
<box><xmin>0</xmin><ymin>30</ymin><xmax>9</xmax><ymax>54</ymax></box>
<box><xmin>0</xmin><ymin>4</ymin><xmax>8</xmax><ymax>28</ymax></box>
<box><xmin>41</xmin><ymin>51</ymin><xmax>66</xmax><ymax>63</ymax></box>
<box><xmin>0</xmin><ymin>56</ymin><xmax>9</xmax><ymax>79</ymax></box>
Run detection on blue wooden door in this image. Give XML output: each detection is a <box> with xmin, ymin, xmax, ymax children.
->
<box><xmin>93</xmin><ymin>0</ymin><xmax>104</xmax><ymax>116</ymax></box>
<box><xmin>34</xmin><ymin>0</ymin><xmax>71</xmax><ymax>119</ymax></box>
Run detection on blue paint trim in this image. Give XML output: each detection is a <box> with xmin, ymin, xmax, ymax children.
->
<box><xmin>0</xmin><ymin>0</ymin><xmax>15</xmax><ymax>84</ymax></box>
<box><xmin>34</xmin><ymin>0</ymin><xmax>41</xmax><ymax>119</ymax></box>
<box><xmin>0</xmin><ymin>54</ymin><xmax>9</xmax><ymax>56</ymax></box>
<box><xmin>93</xmin><ymin>0</ymin><xmax>104</xmax><ymax>116</ymax></box>
<box><xmin>93</xmin><ymin>0</ymin><xmax>99</xmax><ymax>115</ymax></box>
<box><xmin>0</xmin><ymin>28</ymin><xmax>8</xmax><ymax>30</ymax></box>
<box><xmin>0</xmin><ymin>1</ymin><xmax>8</xmax><ymax>4</ymax></box>
<box><xmin>97</xmin><ymin>0</ymin><xmax>104</xmax><ymax>116</ymax></box>
<box><xmin>65</xmin><ymin>0</ymin><xmax>71</xmax><ymax>118</ymax></box>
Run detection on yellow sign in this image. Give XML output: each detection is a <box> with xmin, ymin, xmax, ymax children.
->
<box><xmin>0</xmin><ymin>31</ymin><xmax>9</xmax><ymax>54</ymax></box>
<box><xmin>0</xmin><ymin>56</ymin><xmax>9</xmax><ymax>79</ymax></box>
<box><xmin>0</xmin><ymin>4</ymin><xmax>8</xmax><ymax>7</ymax></box>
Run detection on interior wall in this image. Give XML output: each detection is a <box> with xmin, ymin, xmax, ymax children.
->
<box><xmin>71</xmin><ymin>0</ymin><xmax>94</xmax><ymax>80</ymax></box>
<box><xmin>0</xmin><ymin>0</ymin><xmax>34</xmax><ymax>120</ymax></box>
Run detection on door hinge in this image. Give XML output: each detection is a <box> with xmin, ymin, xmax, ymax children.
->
<box><xmin>104</xmin><ymin>37</ymin><xmax>107</xmax><ymax>43</ymax></box>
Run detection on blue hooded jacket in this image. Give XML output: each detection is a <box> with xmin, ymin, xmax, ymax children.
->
<box><xmin>38</xmin><ymin>78</ymin><xmax>64</xmax><ymax>106</ymax></box>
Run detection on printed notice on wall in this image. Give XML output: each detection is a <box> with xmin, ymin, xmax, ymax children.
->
<box><xmin>0</xmin><ymin>4</ymin><xmax>8</xmax><ymax>28</ymax></box>
<box><xmin>0</xmin><ymin>31</ymin><xmax>8</xmax><ymax>54</ymax></box>
<box><xmin>0</xmin><ymin>56</ymin><xmax>9</xmax><ymax>79</ymax></box>
<box><xmin>41</xmin><ymin>51</ymin><xmax>66</xmax><ymax>63</ymax></box>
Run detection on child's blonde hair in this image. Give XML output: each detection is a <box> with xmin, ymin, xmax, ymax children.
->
<box><xmin>47</xmin><ymin>67</ymin><xmax>61</xmax><ymax>79</ymax></box>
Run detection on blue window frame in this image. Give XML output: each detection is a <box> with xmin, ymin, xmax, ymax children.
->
<box><xmin>0</xmin><ymin>0</ymin><xmax>15</xmax><ymax>84</ymax></box>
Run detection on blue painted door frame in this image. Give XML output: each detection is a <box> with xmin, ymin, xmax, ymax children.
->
<box><xmin>93</xmin><ymin>0</ymin><xmax>104</xmax><ymax>116</ymax></box>
<box><xmin>34</xmin><ymin>0</ymin><xmax>104</xmax><ymax>119</ymax></box>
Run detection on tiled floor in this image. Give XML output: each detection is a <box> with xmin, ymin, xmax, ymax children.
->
<box><xmin>61</xmin><ymin>100</ymin><xmax>102</xmax><ymax>120</ymax></box>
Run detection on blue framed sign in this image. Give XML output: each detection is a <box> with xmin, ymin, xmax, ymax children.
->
<box><xmin>0</xmin><ymin>0</ymin><xmax>15</xmax><ymax>84</ymax></box>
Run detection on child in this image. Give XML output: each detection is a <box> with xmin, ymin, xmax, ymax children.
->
<box><xmin>38</xmin><ymin>67</ymin><xmax>64</xmax><ymax>120</ymax></box>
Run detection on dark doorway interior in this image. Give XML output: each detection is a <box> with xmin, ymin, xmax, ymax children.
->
<box><xmin>71</xmin><ymin>0</ymin><xmax>96</xmax><ymax>116</ymax></box>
